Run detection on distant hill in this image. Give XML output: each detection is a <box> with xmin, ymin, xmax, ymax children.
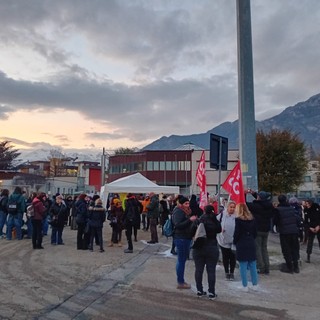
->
<box><xmin>143</xmin><ymin>93</ymin><xmax>320</xmax><ymax>153</ymax></box>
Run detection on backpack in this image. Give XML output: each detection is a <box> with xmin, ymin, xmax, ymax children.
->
<box><xmin>7</xmin><ymin>198</ymin><xmax>19</xmax><ymax>214</ymax></box>
<box><xmin>163</xmin><ymin>215</ymin><xmax>174</xmax><ymax>238</ymax></box>
<box><xmin>27</xmin><ymin>204</ymin><xmax>35</xmax><ymax>218</ymax></box>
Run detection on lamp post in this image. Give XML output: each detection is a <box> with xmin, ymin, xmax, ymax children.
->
<box><xmin>236</xmin><ymin>0</ymin><xmax>258</xmax><ymax>191</ymax></box>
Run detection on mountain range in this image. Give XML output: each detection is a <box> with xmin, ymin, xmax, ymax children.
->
<box><xmin>143</xmin><ymin>93</ymin><xmax>320</xmax><ymax>153</ymax></box>
<box><xmin>17</xmin><ymin>93</ymin><xmax>320</xmax><ymax>163</ymax></box>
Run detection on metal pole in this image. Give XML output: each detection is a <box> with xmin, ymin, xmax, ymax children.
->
<box><xmin>236</xmin><ymin>0</ymin><xmax>258</xmax><ymax>191</ymax></box>
<box><xmin>101</xmin><ymin>147</ymin><xmax>106</xmax><ymax>187</ymax></box>
<box><xmin>217</xmin><ymin>137</ymin><xmax>222</xmax><ymax>207</ymax></box>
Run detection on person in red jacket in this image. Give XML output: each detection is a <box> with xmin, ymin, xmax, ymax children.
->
<box><xmin>31</xmin><ymin>193</ymin><xmax>47</xmax><ymax>249</ymax></box>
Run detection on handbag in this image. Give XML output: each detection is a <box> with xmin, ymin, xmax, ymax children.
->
<box><xmin>192</xmin><ymin>222</ymin><xmax>207</xmax><ymax>249</ymax></box>
<box><xmin>84</xmin><ymin>222</ymin><xmax>90</xmax><ymax>234</ymax></box>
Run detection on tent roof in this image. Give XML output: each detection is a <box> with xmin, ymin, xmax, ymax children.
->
<box><xmin>103</xmin><ymin>172</ymin><xmax>179</xmax><ymax>194</ymax></box>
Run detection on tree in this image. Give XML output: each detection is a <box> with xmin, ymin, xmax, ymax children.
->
<box><xmin>114</xmin><ymin>147</ymin><xmax>138</xmax><ymax>155</ymax></box>
<box><xmin>256</xmin><ymin>129</ymin><xmax>308</xmax><ymax>194</ymax></box>
<box><xmin>0</xmin><ymin>141</ymin><xmax>21</xmax><ymax>170</ymax></box>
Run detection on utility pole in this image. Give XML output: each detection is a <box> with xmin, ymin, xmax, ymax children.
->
<box><xmin>101</xmin><ymin>147</ymin><xmax>106</xmax><ymax>187</ymax></box>
<box><xmin>236</xmin><ymin>0</ymin><xmax>258</xmax><ymax>191</ymax></box>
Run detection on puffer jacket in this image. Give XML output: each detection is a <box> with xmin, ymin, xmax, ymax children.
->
<box><xmin>88</xmin><ymin>205</ymin><xmax>106</xmax><ymax>228</ymax></box>
<box><xmin>274</xmin><ymin>204</ymin><xmax>301</xmax><ymax>234</ymax></box>
<box><xmin>32</xmin><ymin>198</ymin><xmax>46</xmax><ymax>221</ymax></box>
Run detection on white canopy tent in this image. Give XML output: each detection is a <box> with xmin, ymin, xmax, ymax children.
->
<box><xmin>100</xmin><ymin>172</ymin><xmax>179</xmax><ymax>204</ymax></box>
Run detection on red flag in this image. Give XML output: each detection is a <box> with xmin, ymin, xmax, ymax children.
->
<box><xmin>196</xmin><ymin>151</ymin><xmax>208</xmax><ymax>209</ymax></box>
<box><xmin>222</xmin><ymin>161</ymin><xmax>245</xmax><ymax>204</ymax></box>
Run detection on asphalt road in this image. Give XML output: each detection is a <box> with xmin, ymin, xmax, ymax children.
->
<box><xmin>0</xmin><ymin>226</ymin><xmax>319</xmax><ymax>320</ymax></box>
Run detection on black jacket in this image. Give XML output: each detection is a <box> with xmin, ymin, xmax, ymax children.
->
<box><xmin>75</xmin><ymin>199</ymin><xmax>88</xmax><ymax>224</ymax></box>
<box><xmin>199</xmin><ymin>213</ymin><xmax>222</xmax><ymax>240</ymax></box>
<box><xmin>274</xmin><ymin>204</ymin><xmax>301</xmax><ymax>234</ymax></box>
<box><xmin>88</xmin><ymin>205</ymin><xmax>106</xmax><ymax>228</ymax></box>
<box><xmin>247</xmin><ymin>199</ymin><xmax>275</xmax><ymax>232</ymax></box>
<box><xmin>172</xmin><ymin>206</ymin><xmax>193</xmax><ymax>240</ymax></box>
<box><xmin>304</xmin><ymin>203</ymin><xmax>320</xmax><ymax>228</ymax></box>
<box><xmin>124</xmin><ymin>197</ymin><xmax>141</xmax><ymax>228</ymax></box>
<box><xmin>49</xmin><ymin>202</ymin><xmax>68</xmax><ymax>227</ymax></box>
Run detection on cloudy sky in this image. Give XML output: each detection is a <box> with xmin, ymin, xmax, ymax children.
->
<box><xmin>0</xmin><ymin>0</ymin><xmax>319</xmax><ymax>153</ymax></box>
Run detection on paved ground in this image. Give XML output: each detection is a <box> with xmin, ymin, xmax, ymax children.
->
<box><xmin>0</xmin><ymin>226</ymin><xmax>319</xmax><ymax>320</ymax></box>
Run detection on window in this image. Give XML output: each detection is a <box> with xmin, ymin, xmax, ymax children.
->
<box><xmin>153</xmin><ymin>161</ymin><xmax>159</xmax><ymax>170</ymax></box>
<box><xmin>166</xmin><ymin>161</ymin><xmax>172</xmax><ymax>170</ymax></box>
<box><xmin>304</xmin><ymin>176</ymin><xmax>312</xmax><ymax>182</ymax></box>
<box><xmin>147</xmin><ymin>161</ymin><xmax>153</xmax><ymax>171</ymax></box>
<box><xmin>159</xmin><ymin>161</ymin><xmax>165</xmax><ymax>170</ymax></box>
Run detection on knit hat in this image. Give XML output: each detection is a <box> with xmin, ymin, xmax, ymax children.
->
<box><xmin>179</xmin><ymin>196</ymin><xmax>189</xmax><ymax>205</ymax></box>
<box><xmin>204</xmin><ymin>205</ymin><xmax>215</xmax><ymax>214</ymax></box>
<box><xmin>258</xmin><ymin>191</ymin><xmax>271</xmax><ymax>201</ymax></box>
<box><xmin>288</xmin><ymin>197</ymin><xmax>298</xmax><ymax>205</ymax></box>
<box><xmin>278</xmin><ymin>194</ymin><xmax>287</xmax><ymax>204</ymax></box>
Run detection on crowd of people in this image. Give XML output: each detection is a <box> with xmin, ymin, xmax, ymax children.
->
<box><xmin>0</xmin><ymin>186</ymin><xmax>320</xmax><ymax>300</ymax></box>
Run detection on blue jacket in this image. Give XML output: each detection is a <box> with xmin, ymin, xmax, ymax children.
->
<box><xmin>233</xmin><ymin>218</ymin><xmax>257</xmax><ymax>262</ymax></box>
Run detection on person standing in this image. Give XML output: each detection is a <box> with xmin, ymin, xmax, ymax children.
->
<box><xmin>49</xmin><ymin>195</ymin><xmax>68</xmax><ymax>245</ymax></box>
<box><xmin>172</xmin><ymin>196</ymin><xmax>197</xmax><ymax>289</ymax></box>
<box><xmin>304</xmin><ymin>199</ymin><xmax>320</xmax><ymax>263</ymax></box>
<box><xmin>0</xmin><ymin>189</ymin><xmax>9</xmax><ymax>239</ymax></box>
<box><xmin>192</xmin><ymin>205</ymin><xmax>221</xmax><ymax>300</ymax></box>
<box><xmin>123</xmin><ymin>193</ymin><xmax>141</xmax><ymax>253</ymax></box>
<box><xmin>274</xmin><ymin>195</ymin><xmax>301</xmax><ymax>273</ymax></box>
<box><xmin>140</xmin><ymin>195</ymin><xmax>150</xmax><ymax>231</ymax></box>
<box><xmin>159</xmin><ymin>195</ymin><xmax>171</xmax><ymax>234</ymax></box>
<box><xmin>75</xmin><ymin>193</ymin><xmax>89</xmax><ymax>250</ymax></box>
<box><xmin>217</xmin><ymin>201</ymin><xmax>237</xmax><ymax>280</ymax></box>
<box><xmin>147</xmin><ymin>192</ymin><xmax>160</xmax><ymax>244</ymax></box>
<box><xmin>31</xmin><ymin>193</ymin><xmax>47</xmax><ymax>249</ymax></box>
<box><xmin>88</xmin><ymin>198</ymin><xmax>106</xmax><ymax>252</ymax></box>
<box><xmin>6</xmin><ymin>186</ymin><xmax>26</xmax><ymax>240</ymax></box>
<box><xmin>246</xmin><ymin>190</ymin><xmax>276</xmax><ymax>275</ymax></box>
<box><xmin>233</xmin><ymin>203</ymin><xmax>258</xmax><ymax>292</ymax></box>
<box><xmin>108</xmin><ymin>198</ymin><xmax>124</xmax><ymax>247</ymax></box>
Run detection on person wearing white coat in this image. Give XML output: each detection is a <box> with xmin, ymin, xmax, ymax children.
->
<box><xmin>217</xmin><ymin>201</ymin><xmax>236</xmax><ymax>280</ymax></box>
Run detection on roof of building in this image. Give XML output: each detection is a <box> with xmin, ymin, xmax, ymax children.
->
<box><xmin>174</xmin><ymin>142</ymin><xmax>204</xmax><ymax>151</ymax></box>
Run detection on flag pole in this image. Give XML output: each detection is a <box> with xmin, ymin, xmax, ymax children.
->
<box><xmin>217</xmin><ymin>137</ymin><xmax>223</xmax><ymax>208</ymax></box>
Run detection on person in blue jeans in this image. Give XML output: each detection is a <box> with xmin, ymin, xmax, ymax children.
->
<box><xmin>6</xmin><ymin>186</ymin><xmax>26</xmax><ymax>240</ymax></box>
<box><xmin>49</xmin><ymin>195</ymin><xmax>68</xmax><ymax>245</ymax></box>
<box><xmin>172</xmin><ymin>196</ymin><xmax>197</xmax><ymax>289</ymax></box>
<box><xmin>233</xmin><ymin>203</ymin><xmax>258</xmax><ymax>292</ymax></box>
<box><xmin>0</xmin><ymin>189</ymin><xmax>9</xmax><ymax>238</ymax></box>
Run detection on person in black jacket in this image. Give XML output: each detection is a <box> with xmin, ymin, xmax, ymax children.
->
<box><xmin>246</xmin><ymin>190</ymin><xmax>276</xmax><ymax>275</ymax></box>
<box><xmin>123</xmin><ymin>194</ymin><xmax>142</xmax><ymax>253</ymax></box>
<box><xmin>304</xmin><ymin>199</ymin><xmax>320</xmax><ymax>263</ymax></box>
<box><xmin>75</xmin><ymin>193</ymin><xmax>89</xmax><ymax>250</ymax></box>
<box><xmin>233</xmin><ymin>203</ymin><xmax>258</xmax><ymax>292</ymax></box>
<box><xmin>274</xmin><ymin>195</ymin><xmax>301</xmax><ymax>273</ymax></box>
<box><xmin>172</xmin><ymin>196</ymin><xmax>197</xmax><ymax>289</ymax></box>
<box><xmin>88</xmin><ymin>198</ymin><xmax>106</xmax><ymax>252</ymax></box>
<box><xmin>49</xmin><ymin>195</ymin><xmax>68</xmax><ymax>245</ymax></box>
<box><xmin>192</xmin><ymin>205</ymin><xmax>221</xmax><ymax>300</ymax></box>
<box><xmin>0</xmin><ymin>189</ymin><xmax>9</xmax><ymax>239</ymax></box>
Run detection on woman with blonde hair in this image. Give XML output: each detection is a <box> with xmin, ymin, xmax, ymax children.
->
<box><xmin>217</xmin><ymin>201</ymin><xmax>236</xmax><ymax>280</ymax></box>
<box><xmin>233</xmin><ymin>203</ymin><xmax>258</xmax><ymax>292</ymax></box>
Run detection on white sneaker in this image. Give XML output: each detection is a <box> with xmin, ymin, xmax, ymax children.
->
<box><xmin>251</xmin><ymin>284</ymin><xmax>260</xmax><ymax>291</ymax></box>
<box><xmin>240</xmin><ymin>286</ymin><xmax>249</xmax><ymax>292</ymax></box>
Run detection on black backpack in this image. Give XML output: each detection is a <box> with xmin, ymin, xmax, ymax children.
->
<box><xmin>7</xmin><ymin>197</ymin><xmax>19</xmax><ymax>214</ymax></box>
